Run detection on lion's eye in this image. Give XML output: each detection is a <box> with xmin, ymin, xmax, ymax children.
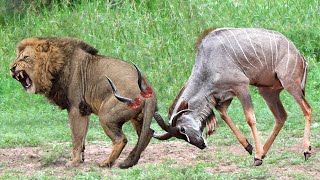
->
<box><xmin>22</xmin><ymin>56</ymin><xmax>31</xmax><ymax>62</ymax></box>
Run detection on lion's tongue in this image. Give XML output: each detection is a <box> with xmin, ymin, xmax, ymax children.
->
<box><xmin>26</xmin><ymin>78</ymin><xmax>31</xmax><ymax>87</ymax></box>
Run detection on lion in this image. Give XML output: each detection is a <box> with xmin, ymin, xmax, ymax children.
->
<box><xmin>10</xmin><ymin>37</ymin><xmax>157</xmax><ymax>169</ymax></box>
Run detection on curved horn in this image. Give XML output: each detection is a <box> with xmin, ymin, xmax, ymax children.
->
<box><xmin>133</xmin><ymin>63</ymin><xmax>153</xmax><ymax>98</ymax></box>
<box><xmin>153</xmin><ymin>126</ymin><xmax>180</xmax><ymax>140</ymax></box>
<box><xmin>133</xmin><ymin>64</ymin><xmax>144</xmax><ymax>92</ymax></box>
<box><xmin>153</xmin><ymin>112</ymin><xmax>170</xmax><ymax>132</ymax></box>
<box><xmin>153</xmin><ymin>112</ymin><xmax>186</xmax><ymax>140</ymax></box>
<box><xmin>106</xmin><ymin>76</ymin><xmax>134</xmax><ymax>104</ymax></box>
<box><xmin>153</xmin><ymin>132</ymin><xmax>172</xmax><ymax>140</ymax></box>
<box><xmin>153</xmin><ymin>112</ymin><xmax>172</xmax><ymax>140</ymax></box>
<box><xmin>171</xmin><ymin>109</ymin><xmax>194</xmax><ymax>127</ymax></box>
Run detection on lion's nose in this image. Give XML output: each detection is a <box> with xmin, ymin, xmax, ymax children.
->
<box><xmin>10</xmin><ymin>64</ymin><xmax>16</xmax><ymax>73</ymax></box>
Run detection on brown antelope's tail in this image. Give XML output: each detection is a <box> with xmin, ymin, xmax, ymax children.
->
<box><xmin>301</xmin><ymin>63</ymin><xmax>308</xmax><ymax>96</ymax></box>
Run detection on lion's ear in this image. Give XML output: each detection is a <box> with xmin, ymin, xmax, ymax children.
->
<box><xmin>36</xmin><ymin>41</ymin><xmax>50</xmax><ymax>52</ymax></box>
<box><xmin>16</xmin><ymin>38</ymin><xmax>39</xmax><ymax>55</ymax></box>
<box><xmin>16</xmin><ymin>45</ymin><xmax>25</xmax><ymax>55</ymax></box>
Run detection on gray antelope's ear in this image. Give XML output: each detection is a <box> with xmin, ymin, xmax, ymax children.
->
<box><xmin>177</xmin><ymin>99</ymin><xmax>188</xmax><ymax>112</ymax></box>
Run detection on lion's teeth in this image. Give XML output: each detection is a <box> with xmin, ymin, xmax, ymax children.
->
<box><xmin>20</xmin><ymin>71</ymin><xmax>24</xmax><ymax>78</ymax></box>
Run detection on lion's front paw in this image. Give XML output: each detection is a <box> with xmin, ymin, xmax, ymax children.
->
<box><xmin>65</xmin><ymin>160</ymin><xmax>80</xmax><ymax>168</ymax></box>
<box><xmin>98</xmin><ymin>160</ymin><xmax>114</xmax><ymax>168</ymax></box>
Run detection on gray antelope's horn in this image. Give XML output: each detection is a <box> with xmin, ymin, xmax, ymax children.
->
<box><xmin>153</xmin><ymin>112</ymin><xmax>173</xmax><ymax>140</ymax></box>
<box><xmin>106</xmin><ymin>77</ymin><xmax>135</xmax><ymax>104</ymax></box>
<box><xmin>106</xmin><ymin>63</ymin><xmax>146</xmax><ymax>104</ymax></box>
<box><xmin>133</xmin><ymin>63</ymin><xmax>153</xmax><ymax>98</ymax></box>
<box><xmin>170</xmin><ymin>109</ymin><xmax>194</xmax><ymax>126</ymax></box>
<box><xmin>133</xmin><ymin>64</ymin><xmax>144</xmax><ymax>93</ymax></box>
<box><xmin>152</xmin><ymin>109</ymin><xmax>194</xmax><ymax>140</ymax></box>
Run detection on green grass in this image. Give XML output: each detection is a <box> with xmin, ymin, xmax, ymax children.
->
<box><xmin>0</xmin><ymin>0</ymin><xmax>320</xmax><ymax>179</ymax></box>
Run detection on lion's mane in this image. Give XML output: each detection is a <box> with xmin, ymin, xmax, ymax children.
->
<box><xmin>16</xmin><ymin>37</ymin><xmax>98</xmax><ymax>109</ymax></box>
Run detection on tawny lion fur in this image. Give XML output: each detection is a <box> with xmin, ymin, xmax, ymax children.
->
<box><xmin>10</xmin><ymin>37</ymin><xmax>157</xmax><ymax>169</ymax></box>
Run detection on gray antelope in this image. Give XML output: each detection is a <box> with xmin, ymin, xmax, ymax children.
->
<box><xmin>153</xmin><ymin>28</ymin><xmax>313</xmax><ymax>166</ymax></box>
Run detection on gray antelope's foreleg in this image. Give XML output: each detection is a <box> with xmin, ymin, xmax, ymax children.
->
<box><xmin>236</xmin><ymin>86</ymin><xmax>264</xmax><ymax>166</ymax></box>
<box><xmin>216</xmin><ymin>99</ymin><xmax>253</xmax><ymax>155</ymax></box>
<box><xmin>66</xmin><ymin>107</ymin><xmax>90</xmax><ymax>167</ymax></box>
<box><xmin>258</xmin><ymin>87</ymin><xmax>287</xmax><ymax>158</ymax></box>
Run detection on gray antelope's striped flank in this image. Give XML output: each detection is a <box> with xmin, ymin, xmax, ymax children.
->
<box><xmin>154</xmin><ymin>28</ymin><xmax>312</xmax><ymax>166</ymax></box>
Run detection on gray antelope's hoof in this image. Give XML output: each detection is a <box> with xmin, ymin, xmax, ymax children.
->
<box><xmin>304</xmin><ymin>146</ymin><xmax>312</xmax><ymax>160</ymax></box>
<box><xmin>253</xmin><ymin>158</ymin><xmax>263</xmax><ymax>166</ymax></box>
<box><xmin>245</xmin><ymin>140</ymin><xmax>253</xmax><ymax>155</ymax></box>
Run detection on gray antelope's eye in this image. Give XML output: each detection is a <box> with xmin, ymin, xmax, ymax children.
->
<box><xmin>180</xmin><ymin>127</ymin><xmax>186</xmax><ymax>134</ymax></box>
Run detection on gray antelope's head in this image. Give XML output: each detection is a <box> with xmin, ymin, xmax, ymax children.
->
<box><xmin>153</xmin><ymin>90</ymin><xmax>217</xmax><ymax>150</ymax></box>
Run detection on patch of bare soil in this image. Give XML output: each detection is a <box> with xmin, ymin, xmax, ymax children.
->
<box><xmin>0</xmin><ymin>141</ymin><xmax>319</xmax><ymax>179</ymax></box>
<box><xmin>0</xmin><ymin>142</ymin><xmax>214</xmax><ymax>176</ymax></box>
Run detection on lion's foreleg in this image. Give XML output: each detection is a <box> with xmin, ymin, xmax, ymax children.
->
<box><xmin>98</xmin><ymin>118</ymin><xmax>128</xmax><ymax>168</ymax></box>
<box><xmin>66</xmin><ymin>107</ymin><xmax>90</xmax><ymax>168</ymax></box>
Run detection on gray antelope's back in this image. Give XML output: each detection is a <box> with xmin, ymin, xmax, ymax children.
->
<box><xmin>196</xmin><ymin>28</ymin><xmax>307</xmax><ymax>87</ymax></box>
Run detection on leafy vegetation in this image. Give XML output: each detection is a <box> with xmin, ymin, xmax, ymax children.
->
<box><xmin>0</xmin><ymin>0</ymin><xmax>319</xmax><ymax>179</ymax></box>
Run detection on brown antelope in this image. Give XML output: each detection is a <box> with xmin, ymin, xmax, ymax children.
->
<box><xmin>153</xmin><ymin>28</ymin><xmax>313</xmax><ymax>166</ymax></box>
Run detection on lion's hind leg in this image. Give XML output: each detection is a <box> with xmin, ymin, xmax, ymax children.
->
<box><xmin>98</xmin><ymin>117</ymin><xmax>128</xmax><ymax>168</ymax></box>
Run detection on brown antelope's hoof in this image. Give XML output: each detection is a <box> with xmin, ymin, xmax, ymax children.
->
<box><xmin>262</xmin><ymin>154</ymin><xmax>266</xmax><ymax>159</ymax></box>
<box><xmin>245</xmin><ymin>141</ymin><xmax>253</xmax><ymax>155</ymax></box>
<box><xmin>253</xmin><ymin>158</ymin><xmax>263</xmax><ymax>166</ymax></box>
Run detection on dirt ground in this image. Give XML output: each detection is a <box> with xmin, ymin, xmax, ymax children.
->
<box><xmin>0</xmin><ymin>141</ymin><xmax>319</xmax><ymax>179</ymax></box>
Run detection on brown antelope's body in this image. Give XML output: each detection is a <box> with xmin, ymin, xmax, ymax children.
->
<box><xmin>154</xmin><ymin>28</ymin><xmax>312</xmax><ymax>166</ymax></box>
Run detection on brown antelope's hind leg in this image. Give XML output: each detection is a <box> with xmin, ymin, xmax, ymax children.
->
<box><xmin>216</xmin><ymin>99</ymin><xmax>253</xmax><ymax>155</ymax></box>
<box><xmin>119</xmin><ymin>115</ymin><xmax>154</xmax><ymax>168</ymax></box>
<box><xmin>285</xmin><ymin>86</ymin><xmax>313</xmax><ymax>160</ymax></box>
<box><xmin>236</xmin><ymin>86</ymin><xmax>264</xmax><ymax>166</ymax></box>
<box><xmin>66</xmin><ymin>107</ymin><xmax>90</xmax><ymax>167</ymax></box>
<box><xmin>98</xmin><ymin>114</ymin><xmax>128</xmax><ymax>168</ymax></box>
<box><xmin>258</xmin><ymin>86</ymin><xmax>287</xmax><ymax>158</ymax></box>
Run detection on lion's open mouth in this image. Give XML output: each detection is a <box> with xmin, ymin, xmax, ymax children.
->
<box><xmin>12</xmin><ymin>71</ymin><xmax>32</xmax><ymax>90</ymax></box>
